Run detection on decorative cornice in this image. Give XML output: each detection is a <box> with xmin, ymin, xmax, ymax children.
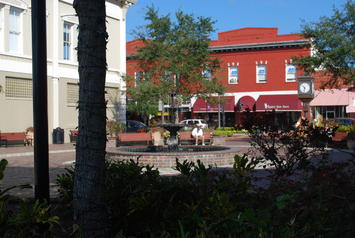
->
<box><xmin>126</xmin><ymin>39</ymin><xmax>310</xmax><ymax>59</ymax></box>
<box><xmin>209</xmin><ymin>40</ymin><xmax>310</xmax><ymax>53</ymax></box>
<box><xmin>116</xmin><ymin>0</ymin><xmax>137</xmax><ymax>8</ymax></box>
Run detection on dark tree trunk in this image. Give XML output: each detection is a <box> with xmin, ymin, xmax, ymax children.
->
<box><xmin>73</xmin><ymin>0</ymin><xmax>109</xmax><ymax>237</ymax></box>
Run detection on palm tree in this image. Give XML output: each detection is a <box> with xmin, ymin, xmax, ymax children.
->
<box><xmin>73</xmin><ymin>0</ymin><xmax>109</xmax><ymax>236</ymax></box>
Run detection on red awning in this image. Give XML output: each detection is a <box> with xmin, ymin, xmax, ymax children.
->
<box><xmin>255</xmin><ymin>95</ymin><xmax>302</xmax><ymax>111</ymax></box>
<box><xmin>193</xmin><ymin>96</ymin><xmax>235</xmax><ymax>113</ymax></box>
<box><xmin>237</xmin><ymin>96</ymin><xmax>256</xmax><ymax>111</ymax></box>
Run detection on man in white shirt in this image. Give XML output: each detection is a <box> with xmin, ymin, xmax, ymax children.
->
<box><xmin>191</xmin><ymin>124</ymin><xmax>205</xmax><ymax>145</ymax></box>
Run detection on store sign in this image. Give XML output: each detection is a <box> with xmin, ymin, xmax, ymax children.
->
<box><xmin>264</xmin><ymin>103</ymin><xmax>290</xmax><ymax>110</ymax></box>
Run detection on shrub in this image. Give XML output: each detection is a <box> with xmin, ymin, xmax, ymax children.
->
<box><xmin>336</xmin><ymin>125</ymin><xmax>353</xmax><ymax>133</ymax></box>
<box><xmin>212</xmin><ymin>127</ymin><xmax>237</xmax><ymax>137</ymax></box>
<box><xmin>1</xmin><ymin>159</ymin><xmax>61</xmax><ymax>237</ymax></box>
<box><xmin>55</xmin><ymin>138</ymin><xmax>354</xmax><ymax>237</ymax></box>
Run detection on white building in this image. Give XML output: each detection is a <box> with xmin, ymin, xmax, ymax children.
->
<box><xmin>0</xmin><ymin>0</ymin><xmax>134</xmax><ymax>143</ymax></box>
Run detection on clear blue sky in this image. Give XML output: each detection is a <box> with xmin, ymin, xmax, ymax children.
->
<box><xmin>126</xmin><ymin>0</ymin><xmax>349</xmax><ymax>42</ymax></box>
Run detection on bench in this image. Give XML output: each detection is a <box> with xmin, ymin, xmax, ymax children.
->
<box><xmin>0</xmin><ymin>132</ymin><xmax>26</xmax><ymax>147</ymax></box>
<box><xmin>178</xmin><ymin>131</ymin><xmax>213</xmax><ymax>145</ymax></box>
<box><xmin>116</xmin><ymin>132</ymin><xmax>152</xmax><ymax>147</ymax></box>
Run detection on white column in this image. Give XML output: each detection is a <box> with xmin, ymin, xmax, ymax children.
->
<box><xmin>118</xmin><ymin>6</ymin><xmax>128</xmax><ymax>123</ymax></box>
<box><xmin>52</xmin><ymin>0</ymin><xmax>60</xmax><ymax>129</ymax></box>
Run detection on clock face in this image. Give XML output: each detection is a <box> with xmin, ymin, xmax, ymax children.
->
<box><xmin>299</xmin><ymin>82</ymin><xmax>311</xmax><ymax>94</ymax></box>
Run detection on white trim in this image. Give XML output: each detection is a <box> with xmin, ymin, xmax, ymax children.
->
<box><xmin>0</xmin><ymin>4</ymin><xmax>4</xmax><ymax>52</ymax></box>
<box><xmin>52</xmin><ymin>0</ymin><xmax>60</xmax><ymax>128</ymax></box>
<box><xmin>60</xmin><ymin>14</ymin><xmax>78</xmax><ymax>25</ymax></box>
<box><xmin>60</xmin><ymin>0</ymin><xmax>123</xmax><ymax>21</ymax></box>
<box><xmin>0</xmin><ymin>0</ymin><xmax>28</xmax><ymax>10</ymax></box>
<box><xmin>0</xmin><ymin>57</ymin><xmax>32</xmax><ymax>73</ymax></box>
<box><xmin>52</xmin><ymin>77</ymin><xmax>59</xmax><ymax>127</ymax></box>
<box><xmin>0</xmin><ymin>51</ymin><xmax>32</xmax><ymax>59</ymax></box>
<box><xmin>106</xmin><ymin>71</ymin><xmax>120</xmax><ymax>84</ymax></box>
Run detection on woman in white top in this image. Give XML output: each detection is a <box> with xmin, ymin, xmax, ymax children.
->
<box><xmin>191</xmin><ymin>124</ymin><xmax>205</xmax><ymax>145</ymax></box>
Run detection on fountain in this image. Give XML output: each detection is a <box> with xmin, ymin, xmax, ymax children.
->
<box><xmin>158</xmin><ymin>123</ymin><xmax>184</xmax><ymax>147</ymax></box>
<box><xmin>106</xmin><ymin>95</ymin><xmax>239</xmax><ymax>168</ymax></box>
<box><xmin>106</xmin><ymin>122</ymin><xmax>240</xmax><ymax>168</ymax></box>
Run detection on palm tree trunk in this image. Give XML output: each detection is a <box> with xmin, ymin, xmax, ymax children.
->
<box><xmin>73</xmin><ymin>0</ymin><xmax>109</xmax><ymax>237</ymax></box>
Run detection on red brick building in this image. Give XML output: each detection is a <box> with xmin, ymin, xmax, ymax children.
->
<box><xmin>126</xmin><ymin>27</ymin><xmax>353</xmax><ymax>128</ymax></box>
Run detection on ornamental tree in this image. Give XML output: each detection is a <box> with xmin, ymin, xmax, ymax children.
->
<box><xmin>129</xmin><ymin>7</ymin><xmax>225</xmax><ymax>123</ymax></box>
<box><xmin>293</xmin><ymin>0</ymin><xmax>355</xmax><ymax>87</ymax></box>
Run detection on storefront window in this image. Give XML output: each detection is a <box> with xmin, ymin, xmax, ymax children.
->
<box><xmin>314</xmin><ymin>106</ymin><xmax>347</xmax><ymax>120</ymax></box>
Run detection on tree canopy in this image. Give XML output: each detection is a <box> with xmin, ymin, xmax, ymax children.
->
<box><xmin>293</xmin><ymin>0</ymin><xmax>355</xmax><ymax>87</ymax></box>
<box><xmin>127</xmin><ymin>7</ymin><xmax>225</xmax><ymax>122</ymax></box>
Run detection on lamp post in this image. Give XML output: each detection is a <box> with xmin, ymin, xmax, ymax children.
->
<box><xmin>297</xmin><ymin>74</ymin><xmax>314</xmax><ymax>121</ymax></box>
<box><xmin>31</xmin><ymin>0</ymin><xmax>49</xmax><ymax>201</ymax></box>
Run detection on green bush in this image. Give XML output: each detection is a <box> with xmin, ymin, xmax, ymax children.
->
<box><xmin>336</xmin><ymin>125</ymin><xmax>353</xmax><ymax>133</ymax></box>
<box><xmin>1</xmin><ymin>159</ymin><xmax>61</xmax><ymax>237</ymax></box>
<box><xmin>56</xmin><ymin>151</ymin><xmax>355</xmax><ymax>237</ymax></box>
<box><xmin>212</xmin><ymin>127</ymin><xmax>237</xmax><ymax>137</ymax></box>
<box><xmin>212</xmin><ymin>127</ymin><xmax>248</xmax><ymax>137</ymax></box>
<box><xmin>55</xmin><ymin>117</ymin><xmax>353</xmax><ymax>237</ymax></box>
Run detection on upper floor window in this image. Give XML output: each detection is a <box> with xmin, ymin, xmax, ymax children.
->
<box><xmin>286</xmin><ymin>64</ymin><xmax>296</xmax><ymax>82</ymax></box>
<box><xmin>9</xmin><ymin>7</ymin><xmax>22</xmax><ymax>54</ymax></box>
<box><xmin>256</xmin><ymin>64</ymin><xmax>267</xmax><ymax>83</ymax></box>
<box><xmin>228</xmin><ymin>66</ymin><xmax>238</xmax><ymax>84</ymax></box>
<box><xmin>63</xmin><ymin>22</ymin><xmax>73</xmax><ymax>60</ymax></box>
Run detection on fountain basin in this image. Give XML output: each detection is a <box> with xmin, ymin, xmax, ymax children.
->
<box><xmin>106</xmin><ymin>145</ymin><xmax>241</xmax><ymax>168</ymax></box>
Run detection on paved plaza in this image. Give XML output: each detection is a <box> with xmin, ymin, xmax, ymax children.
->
<box><xmin>0</xmin><ymin>138</ymin><xmax>251</xmax><ymax>198</ymax></box>
<box><xmin>1</xmin><ymin>137</ymin><xmax>352</xmax><ymax>199</ymax></box>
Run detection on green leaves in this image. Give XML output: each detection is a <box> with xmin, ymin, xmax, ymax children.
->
<box><xmin>293</xmin><ymin>0</ymin><xmax>355</xmax><ymax>86</ymax></box>
<box><xmin>130</xmin><ymin>7</ymin><xmax>225</xmax><ymax>121</ymax></box>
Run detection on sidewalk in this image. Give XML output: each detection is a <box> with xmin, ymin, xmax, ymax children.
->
<box><xmin>0</xmin><ymin>139</ymin><xmax>118</xmax><ymax>158</ymax></box>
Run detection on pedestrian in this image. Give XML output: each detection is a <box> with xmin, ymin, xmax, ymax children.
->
<box><xmin>192</xmin><ymin>124</ymin><xmax>205</xmax><ymax>145</ymax></box>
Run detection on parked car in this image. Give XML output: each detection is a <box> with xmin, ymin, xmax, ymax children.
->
<box><xmin>180</xmin><ymin>119</ymin><xmax>208</xmax><ymax>129</ymax></box>
<box><xmin>125</xmin><ymin>120</ymin><xmax>148</xmax><ymax>133</ymax></box>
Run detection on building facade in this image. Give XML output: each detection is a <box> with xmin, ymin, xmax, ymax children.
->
<box><xmin>0</xmin><ymin>0</ymin><xmax>134</xmax><ymax>142</ymax></box>
<box><xmin>127</xmin><ymin>27</ymin><xmax>354</xmax><ymax>128</ymax></box>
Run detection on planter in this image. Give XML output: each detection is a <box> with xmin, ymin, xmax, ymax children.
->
<box><xmin>212</xmin><ymin>136</ymin><xmax>226</xmax><ymax>146</ymax></box>
<box><xmin>332</xmin><ymin>132</ymin><xmax>348</xmax><ymax>142</ymax></box>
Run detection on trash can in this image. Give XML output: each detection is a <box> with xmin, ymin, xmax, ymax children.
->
<box><xmin>53</xmin><ymin>127</ymin><xmax>64</xmax><ymax>144</ymax></box>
